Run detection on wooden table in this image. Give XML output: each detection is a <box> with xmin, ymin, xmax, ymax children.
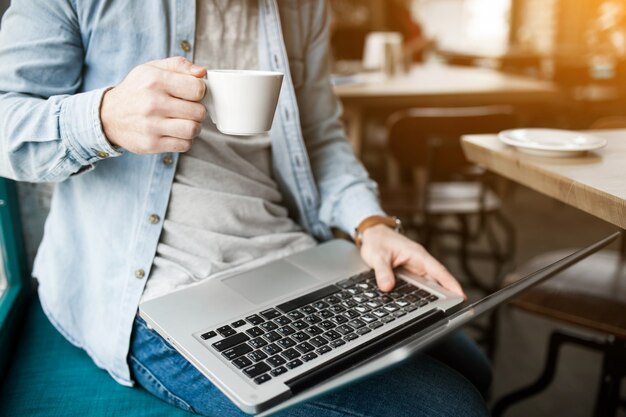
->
<box><xmin>333</xmin><ymin>64</ymin><xmax>559</xmax><ymax>155</ymax></box>
<box><xmin>461</xmin><ymin>129</ymin><xmax>626</xmax><ymax>229</ymax></box>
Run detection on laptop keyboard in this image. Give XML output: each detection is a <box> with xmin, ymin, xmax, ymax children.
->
<box><xmin>200</xmin><ymin>270</ymin><xmax>439</xmax><ymax>386</ymax></box>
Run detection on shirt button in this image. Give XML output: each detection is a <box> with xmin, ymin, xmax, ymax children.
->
<box><xmin>148</xmin><ymin>214</ymin><xmax>160</xmax><ymax>224</ymax></box>
<box><xmin>96</xmin><ymin>151</ymin><xmax>109</xmax><ymax>158</ymax></box>
<box><xmin>180</xmin><ymin>40</ymin><xmax>191</xmax><ymax>52</ymax></box>
<box><xmin>162</xmin><ymin>155</ymin><xmax>173</xmax><ymax>166</ymax></box>
<box><xmin>135</xmin><ymin>269</ymin><xmax>146</xmax><ymax>279</ymax></box>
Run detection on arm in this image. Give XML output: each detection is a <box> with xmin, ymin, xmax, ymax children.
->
<box><xmin>0</xmin><ymin>1</ymin><xmax>207</xmax><ymax>183</ymax></box>
<box><xmin>0</xmin><ymin>0</ymin><xmax>120</xmax><ymax>182</ymax></box>
<box><xmin>297</xmin><ymin>2</ymin><xmax>463</xmax><ymax>296</ymax></box>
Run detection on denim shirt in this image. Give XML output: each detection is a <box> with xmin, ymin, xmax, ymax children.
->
<box><xmin>0</xmin><ymin>0</ymin><xmax>384</xmax><ymax>385</ymax></box>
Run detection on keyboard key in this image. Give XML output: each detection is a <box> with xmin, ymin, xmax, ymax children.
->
<box><xmin>365</xmin><ymin>300</ymin><xmax>382</xmax><ymax>309</ymax></box>
<box><xmin>381</xmin><ymin>315</ymin><xmax>395</xmax><ymax>324</ymax></box>
<box><xmin>254</xmin><ymin>374</ymin><xmax>271</xmax><ymax>385</ymax></box>
<box><xmin>286</xmin><ymin>359</ymin><xmax>303</xmax><ymax>369</ymax></box>
<box><xmin>319</xmin><ymin>320</ymin><xmax>335</xmax><ymax>331</ymax></box>
<box><xmin>348</xmin><ymin>319</ymin><xmax>366</xmax><ymax>329</ymax></box>
<box><xmin>331</xmin><ymin>315</ymin><xmax>348</xmax><ymax>325</ymax></box>
<box><xmin>267</xmin><ymin>355</ymin><xmax>286</xmax><ymax>367</ymax></box>
<box><xmin>262</xmin><ymin>343</ymin><xmax>282</xmax><ymax>356</ymax></box>
<box><xmin>363</xmin><ymin>291</ymin><xmax>377</xmax><ymax>299</ymax></box>
<box><xmin>324</xmin><ymin>296</ymin><xmax>341</xmax><ymax>304</ymax></box>
<box><xmin>231</xmin><ymin>320</ymin><xmax>246</xmax><ymax>328</ymax></box>
<box><xmin>404</xmin><ymin>304</ymin><xmax>418</xmax><ymax>312</ymax></box>
<box><xmin>245</xmin><ymin>314</ymin><xmax>265</xmax><ymax>326</ymax></box>
<box><xmin>291</xmin><ymin>320</ymin><xmax>308</xmax><ymax>330</ymax></box>
<box><xmin>271</xmin><ymin>366</ymin><xmax>287</xmax><ymax>377</ymax></box>
<box><xmin>243</xmin><ymin>362</ymin><xmax>271</xmax><ymax>378</ymax></box>
<box><xmin>396</xmin><ymin>285</ymin><xmax>413</xmax><ymax>295</ymax></box>
<box><xmin>277</xmin><ymin>337</ymin><xmax>296</xmax><ymax>349</ymax></box>
<box><xmin>337</xmin><ymin>291</ymin><xmax>352</xmax><ymax>300</ymax></box>
<box><xmin>336</xmin><ymin>325</ymin><xmax>354</xmax><ymax>335</ymax></box>
<box><xmin>346</xmin><ymin>287</ymin><xmax>362</xmax><ymax>295</ymax></box>
<box><xmin>342</xmin><ymin>310</ymin><xmax>360</xmax><ymax>319</ymax></box>
<box><xmin>324</xmin><ymin>330</ymin><xmax>342</xmax><ymax>341</ymax></box>
<box><xmin>277</xmin><ymin>325</ymin><xmax>296</xmax><ymax>337</ymax></box>
<box><xmin>249</xmin><ymin>338</ymin><xmax>268</xmax><ymax>349</ymax></box>
<box><xmin>372</xmin><ymin>309</ymin><xmax>388</xmax><ymax>318</ymax></box>
<box><xmin>301</xmin><ymin>305</ymin><xmax>316</xmax><ymax>315</ymax></box>
<box><xmin>383</xmin><ymin>303</ymin><xmax>400</xmax><ymax>312</ymax></box>
<box><xmin>304</xmin><ymin>314</ymin><xmax>322</xmax><ymax>325</ymax></box>
<box><xmin>292</xmin><ymin>331</ymin><xmax>310</xmax><ymax>343</ymax></box>
<box><xmin>275</xmin><ymin>316</ymin><xmax>292</xmax><ymax>326</ymax></box>
<box><xmin>356</xmin><ymin>327</ymin><xmax>371</xmax><ymax>336</ymax></box>
<box><xmin>344</xmin><ymin>333</ymin><xmax>359</xmax><ymax>342</ymax></box>
<box><xmin>330</xmin><ymin>339</ymin><xmax>346</xmax><ymax>348</ymax></box>
<box><xmin>305</xmin><ymin>326</ymin><xmax>323</xmax><ymax>336</ymax></box>
<box><xmin>394</xmin><ymin>310</ymin><xmax>407</xmax><ymax>318</ymax></box>
<box><xmin>287</xmin><ymin>310</ymin><xmax>305</xmax><ymax>320</ymax></box>
<box><xmin>416</xmin><ymin>289</ymin><xmax>431</xmax><ymax>298</ymax></box>
<box><xmin>281</xmin><ymin>348</ymin><xmax>300</xmax><ymax>360</ymax></box>
<box><xmin>295</xmin><ymin>341</ymin><xmax>315</xmax><ymax>354</ymax></box>
<box><xmin>217</xmin><ymin>325</ymin><xmax>236</xmax><ymax>337</ymax></box>
<box><xmin>302</xmin><ymin>352</ymin><xmax>318</xmax><ymax>362</ymax></box>
<box><xmin>222</xmin><ymin>343</ymin><xmax>253</xmax><ymax>360</ymax></box>
<box><xmin>354</xmin><ymin>305</ymin><xmax>369</xmax><ymax>314</ymax></box>
<box><xmin>247</xmin><ymin>350</ymin><xmax>268</xmax><ymax>362</ymax></box>
<box><xmin>379</xmin><ymin>295</ymin><xmax>393</xmax><ymax>304</ymax></box>
<box><xmin>329</xmin><ymin>305</ymin><xmax>345</xmax><ymax>314</ymax></box>
<box><xmin>404</xmin><ymin>294</ymin><xmax>419</xmax><ymax>303</ymax></box>
<box><xmin>356</xmin><ymin>282</ymin><xmax>371</xmax><ymax>290</ymax></box>
<box><xmin>316</xmin><ymin>345</ymin><xmax>332</xmax><ymax>355</ymax></box>
<box><xmin>418</xmin><ymin>300</ymin><xmax>429</xmax><ymax>307</ymax></box>
<box><xmin>309</xmin><ymin>336</ymin><xmax>329</xmax><ymax>347</ymax></box>
<box><xmin>276</xmin><ymin>285</ymin><xmax>340</xmax><ymax>313</ymax></box>
<box><xmin>361</xmin><ymin>314</ymin><xmax>377</xmax><ymax>323</ymax></box>
<box><xmin>313</xmin><ymin>301</ymin><xmax>328</xmax><ymax>310</ymax></box>
<box><xmin>260</xmin><ymin>321</ymin><xmax>278</xmax><ymax>331</ymax></box>
<box><xmin>260</xmin><ymin>308</ymin><xmax>281</xmax><ymax>320</ymax></box>
<box><xmin>395</xmin><ymin>299</ymin><xmax>409</xmax><ymax>307</ymax></box>
<box><xmin>212</xmin><ymin>333</ymin><xmax>250</xmax><ymax>352</ymax></box>
<box><xmin>246</xmin><ymin>326</ymin><xmax>264</xmax><ymax>337</ymax></box>
<box><xmin>427</xmin><ymin>295</ymin><xmax>439</xmax><ymax>302</ymax></box>
<box><xmin>263</xmin><ymin>331</ymin><xmax>281</xmax><ymax>343</ymax></box>
<box><xmin>201</xmin><ymin>331</ymin><xmax>217</xmax><ymax>340</ymax></box>
<box><xmin>369</xmin><ymin>321</ymin><xmax>383</xmax><ymax>330</ymax></box>
<box><xmin>319</xmin><ymin>310</ymin><xmax>334</xmax><ymax>319</ymax></box>
<box><xmin>233</xmin><ymin>356</ymin><xmax>253</xmax><ymax>369</ymax></box>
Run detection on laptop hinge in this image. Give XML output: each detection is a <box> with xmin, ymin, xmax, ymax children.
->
<box><xmin>284</xmin><ymin>308</ymin><xmax>446</xmax><ymax>395</ymax></box>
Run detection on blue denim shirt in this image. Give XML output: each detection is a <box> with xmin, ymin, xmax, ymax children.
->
<box><xmin>0</xmin><ymin>0</ymin><xmax>384</xmax><ymax>385</ymax></box>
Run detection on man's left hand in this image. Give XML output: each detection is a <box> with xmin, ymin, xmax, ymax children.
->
<box><xmin>358</xmin><ymin>224</ymin><xmax>466</xmax><ymax>298</ymax></box>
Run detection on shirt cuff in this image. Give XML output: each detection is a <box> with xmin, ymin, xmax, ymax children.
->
<box><xmin>330</xmin><ymin>184</ymin><xmax>387</xmax><ymax>237</ymax></box>
<box><xmin>59</xmin><ymin>87</ymin><xmax>123</xmax><ymax>166</ymax></box>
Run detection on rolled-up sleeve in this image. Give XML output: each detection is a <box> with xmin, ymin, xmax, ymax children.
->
<box><xmin>0</xmin><ymin>0</ymin><xmax>121</xmax><ymax>183</ymax></box>
<box><xmin>297</xmin><ymin>1</ymin><xmax>385</xmax><ymax>236</ymax></box>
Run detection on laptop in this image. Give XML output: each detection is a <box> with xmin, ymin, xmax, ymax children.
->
<box><xmin>139</xmin><ymin>231</ymin><xmax>620</xmax><ymax>415</ymax></box>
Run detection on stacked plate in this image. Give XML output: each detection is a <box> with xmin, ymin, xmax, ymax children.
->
<box><xmin>498</xmin><ymin>128</ymin><xmax>607</xmax><ymax>157</ymax></box>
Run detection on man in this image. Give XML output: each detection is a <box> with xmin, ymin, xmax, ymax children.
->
<box><xmin>0</xmin><ymin>1</ymin><xmax>490</xmax><ymax>415</ymax></box>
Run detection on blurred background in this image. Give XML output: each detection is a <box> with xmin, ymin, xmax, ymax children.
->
<box><xmin>1</xmin><ymin>1</ymin><xmax>626</xmax><ymax>416</ymax></box>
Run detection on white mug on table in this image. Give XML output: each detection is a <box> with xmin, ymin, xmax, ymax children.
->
<box><xmin>202</xmin><ymin>70</ymin><xmax>284</xmax><ymax>136</ymax></box>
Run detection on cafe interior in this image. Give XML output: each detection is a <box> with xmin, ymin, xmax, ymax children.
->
<box><xmin>1</xmin><ymin>0</ymin><xmax>626</xmax><ymax>416</ymax></box>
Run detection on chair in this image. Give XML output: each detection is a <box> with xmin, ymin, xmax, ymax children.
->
<box><xmin>381</xmin><ymin>106</ymin><xmax>517</xmax><ymax>295</ymax></box>
<box><xmin>492</xmin><ymin>242</ymin><xmax>626</xmax><ymax>417</ymax></box>
<box><xmin>0</xmin><ymin>178</ymin><xmax>191</xmax><ymax>417</ymax></box>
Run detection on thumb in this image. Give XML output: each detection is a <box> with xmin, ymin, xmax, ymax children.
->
<box><xmin>148</xmin><ymin>56</ymin><xmax>206</xmax><ymax>78</ymax></box>
<box><xmin>372</xmin><ymin>256</ymin><xmax>396</xmax><ymax>292</ymax></box>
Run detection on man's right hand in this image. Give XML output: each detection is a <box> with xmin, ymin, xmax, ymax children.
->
<box><xmin>100</xmin><ymin>57</ymin><xmax>208</xmax><ymax>154</ymax></box>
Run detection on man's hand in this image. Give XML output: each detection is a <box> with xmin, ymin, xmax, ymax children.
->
<box><xmin>359</xmin><ymin>224</ymin><xmax>465</xmax><ymax>297</ymax></box>
<box><xmin>100</xmin><ymin>57</ymin><xmax>208</xmax><ymax>154</ymax></box>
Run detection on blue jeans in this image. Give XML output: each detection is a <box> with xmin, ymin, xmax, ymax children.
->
<box><xmin>129</xmin><ymin>317</ymin><xmax>491</xmax><ymax>417</ymax></box>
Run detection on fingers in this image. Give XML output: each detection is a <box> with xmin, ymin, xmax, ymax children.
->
<box><xmin>160</xmin><ymin>96</ymin><xmax>207</xmax><ymax>122</ymax></box>
<box><xmin>161</xmin><ymin>71</ymin><xmax>206</xmax><ymax>102</ymax></box>
<box><xmin>157</xmin><ymin>118</ymin><xmax>202</xmax><ymax>140</ymax></box>
<box><xmin>422</xmin><ymin>255</ymin><xmax>466</xmax><ymax>298</ymax></box>
<box><xmin>156</xmin><ymin>137</ymin><xmax>193</xmax><ymax>153</ymax></box>
<box><xmin>372</xmin><ymin>256</ymin><xmax>396</xmax><ymax>292</ymax></box>
<box><xmin>148</xmin><ymin>56</ymin><xmax>206</xmax><ymax>78</ymax></box>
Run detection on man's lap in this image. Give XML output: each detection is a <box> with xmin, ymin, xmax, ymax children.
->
<box><xmin>129</xmin><ymin>317</ymin><xmax>490</xmax><ymax>417</ymax></box>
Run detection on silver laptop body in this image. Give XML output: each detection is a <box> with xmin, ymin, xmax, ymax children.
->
<box><xmin>139</xmin><ymin>239</ymin><xmax>464</xmax><ymax>414</ymax></box>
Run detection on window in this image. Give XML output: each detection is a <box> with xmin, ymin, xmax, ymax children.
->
<box><xmin>0</xmin><ymin>244</ymin><xmax>6</xmax><ymax>299</ymax></box>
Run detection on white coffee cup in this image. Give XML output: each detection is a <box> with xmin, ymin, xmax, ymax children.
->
<box><xmin>202</xmin><ymin>70</ymin><xmax>284</xmax><ymax>136</ymax></box>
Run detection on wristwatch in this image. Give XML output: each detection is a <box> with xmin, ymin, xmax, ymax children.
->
<box><xmin>353</xmin><ymin>215</ymin><xmax>403</xmax><ymax>248</ymax></box>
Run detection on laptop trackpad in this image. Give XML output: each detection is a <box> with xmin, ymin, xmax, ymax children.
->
<box><xmin>222</xmin><ymin>261</ymin><xmax>317</xmax><ymax>305</ymax></box>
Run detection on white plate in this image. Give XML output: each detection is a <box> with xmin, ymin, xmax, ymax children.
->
<box><xmin>498</xmin><ymin>128</ymin><xmax>607</xmax><ymax>157</ymax></box>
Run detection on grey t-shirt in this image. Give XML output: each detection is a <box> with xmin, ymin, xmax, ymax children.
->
<box><xmin>142</xmin><ymin>0</ymin><xmax>317</xmax><ymax>302</ymax></box>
